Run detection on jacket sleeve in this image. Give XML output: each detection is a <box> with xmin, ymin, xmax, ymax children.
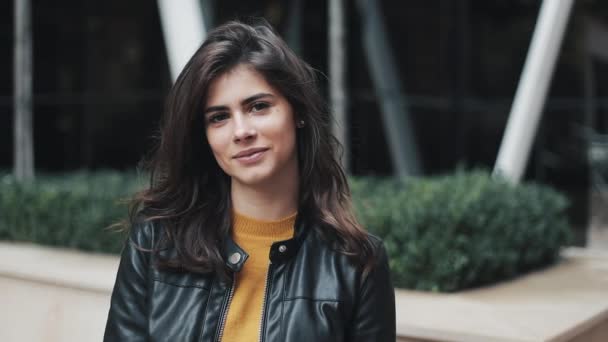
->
<box><xmin>103</xmin><ymin>221</ymin><xmax>154</xmax><ymax>341</ymax></box>
<box><xmin>348</xmin><ymin>238</ymin><xmax>396</xmax><ymax>342</ymax></box>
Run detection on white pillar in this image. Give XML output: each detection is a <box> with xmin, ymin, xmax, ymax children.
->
<box><xmin>157</xmin><ymin>0</ymin><xmax>207</xmax><ymax>82</ymax></box>
<box><xmin>493</xmin><ymin>0</ymin><xmax>574</xmax><ymax>183</ymax></box>
<box><xmin>14</xmin><ymin>0</ymin><xmax>34</xmax><ymax>181</ymax></box>
<box><xmin>329</xmin><ymin>0</ymin><xmax>349</xmax><ymax>172</ymax></box>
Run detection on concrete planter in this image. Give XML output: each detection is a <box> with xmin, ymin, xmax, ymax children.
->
<box><xmin>1</xmin><ymin>242</ymin><xmax>607</xmax><ymax>342</ymax></box>
<box><xmin>396</xmin><ymin>248</ymin><xmax>608</xmax><ymax>342</ymax></box>
<box><xmin>0</xmin><ymin>243</ymin><xmax>117</xmax><ymax>342</ymax></box>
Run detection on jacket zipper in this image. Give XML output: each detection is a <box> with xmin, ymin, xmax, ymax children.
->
<box><xmin>215</xmin><ymin>273</ymin><xmax>236</xmax><ymax>342</ymax></box>
<box><xmin>258</xmin><ymin>261</ymin><xmax>273</xmax><ymax>342</ymax></box>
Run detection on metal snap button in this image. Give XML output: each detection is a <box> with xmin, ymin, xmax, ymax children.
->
<box><xmin>278</xmin><ymin>245</ymin><xmax>287</xmax><ymax>253</ymax></box>
<box><xmin>229</xmin><ymin>252</ymin><xmax>241</xmax><ymax>264</ymax></box>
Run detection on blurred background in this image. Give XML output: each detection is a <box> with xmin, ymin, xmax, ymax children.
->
<box><xmin>2</xmin><ymin>0</ymin><xmax>608</xmax><ymax>245</ymax></box>
<box><xmin>3</xmin><ymin>1</ymin><xmax>608</xmax><ymax>340</ymax></box>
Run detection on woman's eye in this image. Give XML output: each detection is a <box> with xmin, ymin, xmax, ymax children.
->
<box><xmin>251</xmin><ymin>102</ymin><xmax>270</xmax><ymax>113</ymax></box>
<box><xmin>208</xmin><ymin>113</ymin><xmax>229</xmax><ymax>124</ymax></box>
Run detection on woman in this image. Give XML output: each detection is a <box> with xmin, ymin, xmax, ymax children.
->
<box><xmin>104</xmin><ymin>19</ymin><xmax>395</xmax><ymax>342</ymax></box>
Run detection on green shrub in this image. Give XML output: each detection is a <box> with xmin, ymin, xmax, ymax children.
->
<box><xmin>0</xmin><ymin>170</ymin><xmax>144</xmax><ymax>254</ymax></box>
<box><xmin>0</xmin><ymin>169</ymin><xmax>571</xmax><ymax>292</ymax></box>
<box><xmin>351</xmin><ymin>170</ymin><xmax>572</xmax><ymax>292</ymax></box>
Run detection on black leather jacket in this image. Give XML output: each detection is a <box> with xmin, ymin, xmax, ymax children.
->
<box><xmin>104</xmin><ymin>216</ymin><xmax>396</xmax><ymax>342</ymax></box>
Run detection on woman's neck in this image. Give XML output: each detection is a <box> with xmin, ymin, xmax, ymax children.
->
<box><xmin>230</xmin><ymin>174</ymin><xmax>299</xmax><ymax>221</ymax></box>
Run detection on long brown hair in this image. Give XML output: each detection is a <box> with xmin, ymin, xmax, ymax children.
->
<box><xmin>130</xmin><ymin>19</ymin><xmax>376</xmax><ymax>280</ymax></box>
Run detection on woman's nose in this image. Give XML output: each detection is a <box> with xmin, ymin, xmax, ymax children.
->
<box><xmin>233</xmin><ymin>114</ymin><xmax>257</xmax><ymax>143</ymax></box>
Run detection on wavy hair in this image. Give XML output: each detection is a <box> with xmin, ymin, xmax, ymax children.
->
<box><xmin>130</xmin><ymin>19</ymin><xmax>376</xmax><ymax>280</ymax></box>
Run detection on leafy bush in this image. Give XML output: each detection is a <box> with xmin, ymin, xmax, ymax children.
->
<box><xmin>0</xmin><ymin>169</ymin><xmax>571</xmax><ymax>292</ymax></box>
<box><xmin>351</xmin><ymin>170</ymin><xmax>572</xmax><ymax>292</ymax></box>
<box><xmin>0</xmin><ymin>170</ymin><xmax>144</xmax><ymax>254</ymax></box>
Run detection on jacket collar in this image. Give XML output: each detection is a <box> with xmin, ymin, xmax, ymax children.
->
<box><xmin>223</xmin><ymin>211</ymin><xmax>311</xmax><ymax>271</ymax></box>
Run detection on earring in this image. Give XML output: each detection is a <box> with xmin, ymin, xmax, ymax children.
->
<box><xmin>296</xmin><ymin>120</ymin><xmax>305</xmax><ymax>128</ymax></box>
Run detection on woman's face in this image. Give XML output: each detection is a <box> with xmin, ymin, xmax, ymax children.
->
<box><xmin>204</xmin><ymin>64</ymin><xmax>299</xmax><ymax>188</ymax></box>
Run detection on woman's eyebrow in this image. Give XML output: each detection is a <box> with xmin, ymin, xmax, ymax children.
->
<box><xmin>204</xmin><ymin>93</ymin><xmax>275</xmax><ymax>115</ymax></box>
<box><xmin>241</xmin><ymin>92</ymin><xmax>274</xmax><ymax>106</ymax></box>
<box><xmin>204</xmin><ymin>105</ymin><xmax>228</xmax><ymax>115</ymax></box>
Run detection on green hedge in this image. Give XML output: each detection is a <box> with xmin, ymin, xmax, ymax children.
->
<box><xmin>351</xmin><ymin>170</ymin><xmax>571</xmax><ymax>292</ymax></box>
<box><xmin>0</xmin><ymin>169</ymin><xmax>571</xmax><ymax>292</ymax></box>
<box><xmin>0</xmin><ymin>171</ymin><xmax>143</xmax><ymax>254</ymax></box>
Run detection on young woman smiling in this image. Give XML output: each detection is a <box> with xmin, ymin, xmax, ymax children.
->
<box><xmin>104</xmin><ymin>19</ymin><xmax>396</xmax><ymax>342</ymax></box>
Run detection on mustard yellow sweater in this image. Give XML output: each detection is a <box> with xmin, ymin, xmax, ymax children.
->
<box><xmin>220</xmin><ymin>211</ymin><xmax>296</xmax><ymax>342</ymax></box>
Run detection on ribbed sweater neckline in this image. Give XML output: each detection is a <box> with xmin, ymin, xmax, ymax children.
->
<box><xmin>232</xmin><ymin>210</ymin><xmax>297</xmax><ymax>240</ymax></box>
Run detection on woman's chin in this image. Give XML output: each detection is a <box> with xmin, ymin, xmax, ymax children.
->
<box><xmin>232</xmin><ymin>172</ymin><xmax>273</xmax><ymax>188</ymax></box>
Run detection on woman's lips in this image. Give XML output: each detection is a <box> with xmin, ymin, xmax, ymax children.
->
<box><xmin>235</xmin><ymin>149</ymin><xmax>267</xmax><ymax>165</ymax></box>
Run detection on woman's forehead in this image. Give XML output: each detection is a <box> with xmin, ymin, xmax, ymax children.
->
<box><xmin>206</xmin><ymin>65</ymin><xmax>274</xmax><ymax>103</ymax></box>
